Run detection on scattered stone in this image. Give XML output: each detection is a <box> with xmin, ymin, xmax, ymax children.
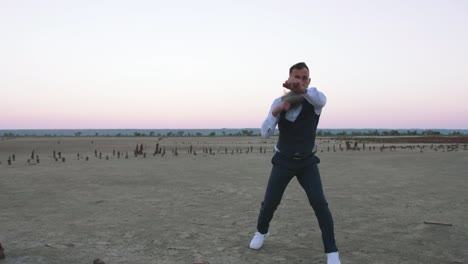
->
<box><xmin>44</xmin><ymin>243</ymin><xmax>73</xmax><ymax>249</ymax></box>
<box><xmin>93</xmin><ymin>258</ymin><xmax>105</xmax><ymax>264</ymax></box>
<box><xmin>193</xmin><ymin>254</ymin><xmax>209</xmax><ymax>264</ymax></box>
<box><xmin>0</xmin><ymin>242</ymin><xmax>5</xmax><ymax>259</ymax></box>
<box><xmin>423</xmin><ymin>220</ymin><xmax>452</xmax><ymax>226</ymax></box>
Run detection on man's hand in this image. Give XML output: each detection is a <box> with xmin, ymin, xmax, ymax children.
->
<box><xmin>282</xmin><ymin>77</ymin><xmax>307</xmax><ymax>94</ymax></box>
<box><xmin>272</xmin><ymin>101</ymin><xmax>291</xmax><ymax>117</ymax></box>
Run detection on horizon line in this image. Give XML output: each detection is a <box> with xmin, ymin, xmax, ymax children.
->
<box><xmin>1</xmin><ymin>128</ymin><xmax>467</xmax><ymax>130</ymax></box>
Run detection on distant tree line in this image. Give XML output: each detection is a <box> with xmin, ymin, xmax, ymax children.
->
<box><xmin>316</xmin><ymin>129</ymin><xmax>458</xmax><ymax>137</ymax></box>
<box><xmin>2</xmin><ymin>129</ymin><xmax>466</xmax><ymax>137</ymax></box>
<box><xmin>131</xmin><ymin>129</ymin><xmax>258</xmax><ymax>137</ymax></box>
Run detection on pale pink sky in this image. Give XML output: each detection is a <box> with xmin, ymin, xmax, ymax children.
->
<box><xmin>1</xmin><ymin>0</ymin><xmax>467</xmax><ymax>129</ymax></box>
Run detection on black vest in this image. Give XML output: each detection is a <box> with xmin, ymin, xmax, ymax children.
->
<box><xmin>277</xmin><ymin>100</ymin><xmax>320</xmax><ymax>156</ymax></box>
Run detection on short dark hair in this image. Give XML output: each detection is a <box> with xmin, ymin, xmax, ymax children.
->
<box><xmin>289</xmin><ymin>62</ymin><xmax>309</xmax><ymax>74</ymax></box>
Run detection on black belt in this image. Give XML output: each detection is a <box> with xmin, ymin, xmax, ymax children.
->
<box><xmin>275</xmin><ymin>145</ymin><xmax>318</xmax><ymax>161</ymax></box>
<box><xmin>277</xmin><ymin>151</ymin><xmax>316</xmax><ymax>161</ymax></box>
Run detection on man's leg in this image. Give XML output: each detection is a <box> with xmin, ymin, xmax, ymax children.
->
<box><xmin>256</xmin><ymin>162</ymin><xmax>295</xmax><ymax>234</ymax></box>
<box><xmin>250</xmin><ymin>161</ymin><xmax>295</xmax><ymax>249</ymax></box>
<box><xmin>296</xmin><ymin>164</ymin><xmax>338</xmax><ymax>253</ymax></box>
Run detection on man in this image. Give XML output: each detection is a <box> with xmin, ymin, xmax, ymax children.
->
<box><xmin>249</xmin><ymin>62</ymin><xmax>341</xmax><ymax>264</ymax></box>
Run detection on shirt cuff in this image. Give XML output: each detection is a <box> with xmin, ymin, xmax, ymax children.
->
<box><xmin>261</xmin><ymin>113</ymin><xmax>278</xmax><ymax>139</ymax></box>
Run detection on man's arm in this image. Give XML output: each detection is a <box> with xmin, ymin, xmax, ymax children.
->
<box><xmin>261</xmin><ymin>98</ymin><xmax>288</xmax><ymax>139</ymax></box>
<box><xmin>283</xmin><ymin>78</ymin><xmax>327</xmax><ymax>115</ymax></box>
<box><xmin>302</xmin><ymin>87</ymin><xmax>327</xmax><ymax>115</ymax></box>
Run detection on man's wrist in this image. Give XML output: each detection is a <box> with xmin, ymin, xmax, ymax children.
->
<box><xmin>272</xmin><ymin>109</ymin><xmax>279</xmax><ymax>117</ymax></box>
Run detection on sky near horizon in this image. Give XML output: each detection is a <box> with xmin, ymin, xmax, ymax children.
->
<box><xmin>1</xmin><ymin>0</ymin><xmax>467</xmax><ymax>129</ymax></box>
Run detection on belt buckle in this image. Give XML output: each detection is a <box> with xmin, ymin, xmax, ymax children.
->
<box><xmin>291</xmin><ymin>152</ymin><xmax>304</xmax><ymax>160</ymax></box>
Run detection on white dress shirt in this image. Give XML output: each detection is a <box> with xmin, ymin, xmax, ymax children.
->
<box><xmin>261</xmin><ymin>87</ymin><xmax>327</xmax><ymax>139</ymax></box>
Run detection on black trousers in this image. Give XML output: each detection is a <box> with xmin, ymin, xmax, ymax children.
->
<box><xmin>256</xmin><ymin>153</ymin><xmax>338</xmax><ymax>253</ymax></box>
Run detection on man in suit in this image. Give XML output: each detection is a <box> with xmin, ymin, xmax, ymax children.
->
<box><xmin>249</xmin><ymin>62</ymin><xmax>341</xmax><ymax>264</ymax></box>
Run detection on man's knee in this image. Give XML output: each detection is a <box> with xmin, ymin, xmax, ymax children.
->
<box><xmin>261</xmin><ymin>200</ymin><xmax>281</xmax><ymax>212</ymax></box>
<box><xmin>309</xmin><ymin>198</ymin><xmax>328</xmax><ymax>212</ymax></box>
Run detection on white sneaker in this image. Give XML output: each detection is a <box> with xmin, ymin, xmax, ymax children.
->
<box><xmin>249</xmin><ymin>231</ymin><xmax>269</xmax><ymax>249</ymax></box>
<box><xmin>327</xmin><ymin>252</ymin><xmax>341</xmax><ymax>264</ymax></box>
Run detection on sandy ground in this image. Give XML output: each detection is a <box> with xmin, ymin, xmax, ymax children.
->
<box><xmin>0</xmin><ymin>136</ymin><xmax>467</xmax><ymax>264</ymax></box>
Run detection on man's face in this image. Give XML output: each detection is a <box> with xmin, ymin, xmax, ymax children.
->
<box><xmin>290</xmin><ymin>68</ymin><xmax>311</xmax><ymax>89</ymax></box>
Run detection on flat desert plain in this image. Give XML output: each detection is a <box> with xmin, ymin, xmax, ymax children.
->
<box><xmin>1</xmin><ymin>136</ymin><xmax>467</xmax><ymax>264</ymax></box>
